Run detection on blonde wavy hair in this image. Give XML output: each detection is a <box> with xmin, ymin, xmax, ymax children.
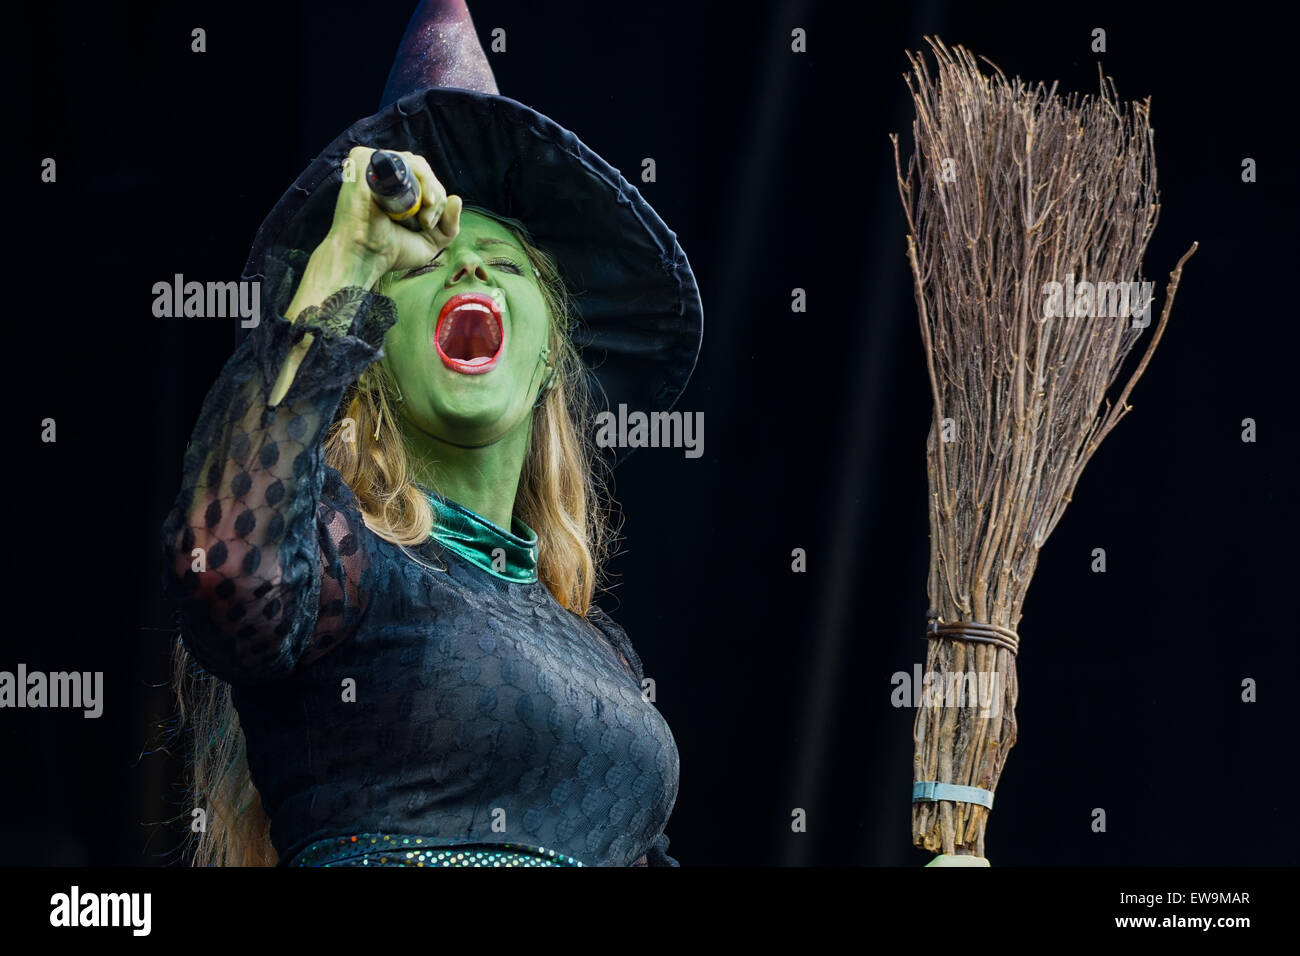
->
<box><xmin>166</xmin><ymin>208</ymin><xmax>614</xmax><ymax>866</ymax></box>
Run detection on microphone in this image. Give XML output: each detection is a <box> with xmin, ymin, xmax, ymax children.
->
<box><xmin>365</xmin><ymin>150</ymin><xmax>429</xmax><ymax>233</ymax></box>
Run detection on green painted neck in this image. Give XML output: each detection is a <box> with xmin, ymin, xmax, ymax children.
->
<box><xmin>422</xmin><ymin>487</ymin><xmax>538</xmax><ymax>584</ymax></box>
<box><xmin>393</xmin><ymin>402</ymin><xmax>532</xmax><ymax>531</ymax></box>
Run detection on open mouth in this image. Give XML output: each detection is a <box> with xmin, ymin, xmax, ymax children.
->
<box><xmin>434</xmin><ymin>292</ymin><xmax>504</xmax><ymax>374</ymax></box>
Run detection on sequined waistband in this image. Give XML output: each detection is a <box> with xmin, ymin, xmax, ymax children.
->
<box><xmin>288</xmin><ymin>833</ymin><xmax>586</xmax><ymax>867</ymax></box>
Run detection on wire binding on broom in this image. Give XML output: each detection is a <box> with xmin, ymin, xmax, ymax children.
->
<box><xmin>926</xmin><ymin>619</ymin><xmax>1020</xmax><ymax>656</ymax></box>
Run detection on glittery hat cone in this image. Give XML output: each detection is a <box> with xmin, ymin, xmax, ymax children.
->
<box><xmin>891</xmin><ymin>37</ymin><xmax>1197</xmax><ymax>858</ymax></box>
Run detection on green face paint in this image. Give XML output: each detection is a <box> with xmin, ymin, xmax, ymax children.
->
<box><xmin>375</xmin><ymin>210</ymin><xmax>552</xmax><ymax>529</ymax></box>
<box><xmin>379</xmin><ymin>210</ymin><xmax>551</xmax><ymax>449</ymax></box>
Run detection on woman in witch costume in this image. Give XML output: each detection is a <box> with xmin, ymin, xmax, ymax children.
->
<box><xmin>159</xmin><ymin>0</ymin><xmax>701</xmax><ymax>867</ymax></box>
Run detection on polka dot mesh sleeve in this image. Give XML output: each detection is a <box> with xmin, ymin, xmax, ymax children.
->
<box><xmin>159</xmin><ymin>250</ymin><xmax>399</xmax><ymax>685</ymax></box>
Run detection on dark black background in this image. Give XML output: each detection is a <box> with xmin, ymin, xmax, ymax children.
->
<box><xmin>5</xmin><ymin>0</ymin><xmax>1296</xmax><ymax>869</ymax></box>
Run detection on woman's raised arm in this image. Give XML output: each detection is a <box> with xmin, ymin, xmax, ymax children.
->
<box><xmin>159</xmin><ymin>147</ymin><xmax>461</xmax><ymax>684</ymax></box>
<box><xmin>158</xmin><ymin>240</ymin><xmax>396</xmax><ymax>684</ymax></box>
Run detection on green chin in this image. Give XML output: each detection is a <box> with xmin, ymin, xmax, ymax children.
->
<box><xmin>404</xmin><ymin>359</ymin><xmax>539</xmax><ymax>448</ymax></box>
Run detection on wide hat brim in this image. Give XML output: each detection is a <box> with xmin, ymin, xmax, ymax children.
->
<box><xmin>240</xmin><ymin>86</ymin><xmax>702</xmax><ymax>463</ymax></box>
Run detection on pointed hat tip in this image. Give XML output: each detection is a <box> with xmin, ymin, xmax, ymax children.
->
<box><xmin>379</xmin><ymin>0</ymin><xmax>499</xmax><ymax>111</ymax></box>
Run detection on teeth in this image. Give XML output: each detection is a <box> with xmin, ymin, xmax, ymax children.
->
<box><xmin>439</xmin><ymin>302</ymin><xmax>496</xmax><ymax>340</ymax></box>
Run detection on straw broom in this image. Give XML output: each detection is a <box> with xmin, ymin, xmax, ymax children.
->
<box><xmin>890</xmin><ymin>37</ymin><xmax>1197</xmax><ymax>858</ymax></box>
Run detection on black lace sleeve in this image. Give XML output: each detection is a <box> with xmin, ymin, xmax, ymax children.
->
<box><xmin>587</xmin><ymin>605</ymin><xmax>681</xmax><ymax>867</ymax></box>
<box><xmin>159</xmin><ymin>246</ymin><xmax>398</xmax><ymax>685</ymax></box>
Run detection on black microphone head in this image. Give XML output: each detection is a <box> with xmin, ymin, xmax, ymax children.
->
<box><xmin>366</xmin><ymin>150</ymin><xmax>406</xmax><ymax>196</ymax></box>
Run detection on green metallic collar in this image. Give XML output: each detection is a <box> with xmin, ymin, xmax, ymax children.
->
<box><xmin>421</xmin><ymin>488</ymin><xmax>539</xmax><ymax>584</ymax></box>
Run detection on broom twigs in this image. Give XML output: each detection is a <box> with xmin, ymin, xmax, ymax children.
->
<box><xmin>1095</xmin><ymin>241</ymin><xmax>1196</xmax><ymax>443</ymax></box>
<box><xmin>897</xmin><ymin>36</ymin><xmax>1192</xmax><ymax>854</ymax></box>
<box><xmin>1049</xmin><ymin>239</ymin><xmax>1198</xmax><ymax>538</ymax></box>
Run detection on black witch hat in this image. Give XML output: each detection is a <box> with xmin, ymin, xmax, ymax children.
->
<box><xmin>239</xmin><ymin>0</ymin><xmax>702</xmax><ymax>460</ymax></box>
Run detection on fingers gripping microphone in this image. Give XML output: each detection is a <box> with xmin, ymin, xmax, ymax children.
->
<box><xmin>365</xmin><ymin>150</ymin><xmax>427</xmax><ymax>233</ymax></box>
<box><xmin>270</xmin><ymin>151</ymin><xmax>433</xmax><ymax>410</ymax></box>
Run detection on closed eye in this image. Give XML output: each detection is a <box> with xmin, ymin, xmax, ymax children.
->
<box><xmin>400</xmin><ymin>259</ymin><xmax>442</xmax><ymax>280</ymax></box>
<box><xmin>399</xmin><ymin>257</ymin><xmax>525</xmax><ymax>280</ymax></box>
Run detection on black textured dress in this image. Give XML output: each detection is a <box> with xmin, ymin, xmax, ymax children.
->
<box><xmin>158</xmin><ymin>248</ymin><xmax>680</xmax><ymax>866</ymax></box>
